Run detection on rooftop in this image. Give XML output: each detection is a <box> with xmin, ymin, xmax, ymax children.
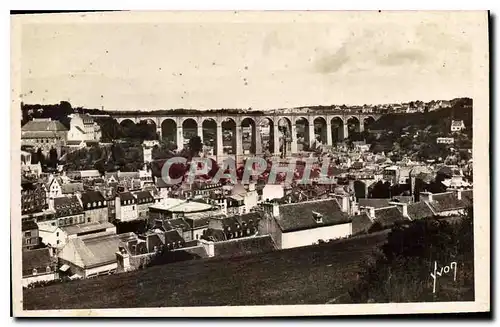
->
<box><xmin>275</xmin><ymin>198</ymin><xmax>351</xmax><ymax>233</ymax></box>
<box><xmin>150</xmin><ymin>198</ymin><xmax>214</xmax><ymax>213</ymax></box>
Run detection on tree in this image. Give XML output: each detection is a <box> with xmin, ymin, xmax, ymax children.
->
<box><xmin>188</xmin><ymin>136</ymin><xmax>203</xmax><ymax>157</ymax></box>
<box><xmin>36</xmin><ymin>148</ymin><xmax>45</xmax><ymax>166</ymax></box>
<box><xmin>48</xmin><ymin>147</ymin><xmax>58</xmax><ymax>168</ymax></box>
<box><xmin>348</xmin><ymin>211</ymin><xmax>475</xmax><ymax>303</ymax></box>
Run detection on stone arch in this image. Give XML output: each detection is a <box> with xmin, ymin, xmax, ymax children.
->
<box><xmin>294</xmin><ymin>116</ymin><xmax>310</xmax><ymax>152</ymax></box>
<box><xmin>313</xmin><ymin>116</ymin><xmax>327</xmax><ymax>146</ymax></box>
<box><xmin>138</xmin><ymin>118</ymin><xmax>158</xmax><ymax>140</ymax></box>
<box><xmin>347</xmin><ymin>116</ymin><xmax>361</xmax><ymax>136</ymax></box>
<box><xmin>160</xmin><ymin>118</ymin><xmax>177</xmax><ymax>145</ymax></box>
<box><xmin>241</xmin><ymin>117</ymin><xmax>258</xmax><ymax>155</ymax></box>
<box><xmin>331</xmin><ymin>116</ymin><xmax>345</xmax><ymax>142</ymax></box>
<box><xmin>363</xmin><ymin>116</ymin><xmax>376</xmax><ymax>131</ymax></box>
<box><xmin>181</xmin><ymin>118</ymin><xmax>198</xmax><ymax>148</ymax></box>
<box><xmin>277</xmin><ymin>117</ymin><xmax>292</xmax><ymax>156</ymax></box>
<box><xmin>259</xmin><ymin>117</ymin><xmax>275</xmax><ymax>154</ymax></box>
<box><xmin>202</xmin><ymin>118</ymin><xmax>217</xmax><ymax>155</ymax></box>
<box><xmin>221</xmin><ymin>118</ymin><xmax>237</xmax><ymax>155</ymax></box>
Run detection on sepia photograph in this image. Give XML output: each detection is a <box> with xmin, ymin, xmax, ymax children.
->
<box><xmin>10</xmin><ymin>10</ymin><xmax>490</xmax><ymax>317</ymax></box>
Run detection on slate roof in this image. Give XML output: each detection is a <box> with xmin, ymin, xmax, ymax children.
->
<box><xmin>53</xmin><ymin>196</ymin><xmax>84</xmax><ymax>217</ymax></box>
<box><xmin>351</xmin><ymin>212</ymin><xmax>373</xmax><ymax>235</ymax></box>
<box><xmin>22</xmin><ymin>119</ymin><xmax>68</xmax><ymax>132</ymax></box>
<box><xmin>358</xmin><ymin>198</ymin><xmax>393</xmax><ymax>209</ymax></box>
<box><xmin>234</xmin><ymin>212</ymin><xmax>262</xmax><ymax>226</ymax></box>
<box><xmin>80</xmin><ymin>190</ymin><xmax>107</xmax><ymax>209</ymax></box>
<box><xmin>213</xmin><ymin>235</ymin><xmax>276</xmax><ymax>258</ymax></box>
<box><xmin>68</xmin><ymin>232</ymin><xmax>137</xmax><ymax>269</ymax></box>
<box><xmin>276</xmin><ymin>198</ymin><xmax>351</xmax><ymax>233</ymax></box>
<box><xmin>22</xmin><ymin>219</ymin><xmax>39</xmax><ymax>231</ymax></box>
<box><xmin>61</xmin><ymin>182</ymin><xmax>84</xmax><ymax>194</ymax></box>
<box><xmin>427</xmin><ymin>192</ymin><xmax>469</xmax><ymax>213</ymax></box>
<box><xmin>164</xmin><ymin>230</ymin><xmax>185</xmax><ymax>246</ymax></box>
<box><xmin>391</xmin><ymin>196</ymin><xmax>413</xmax><ymax>204</ymax></box>
<box><xmin>164</xmin><ymin>218</ymin><xmax>191</xmax><ymax>232</ymax></box>
<box><xmin>184</xmin><ymin>217</ymin><xmax>210</xmax><ymax>229</ymax></box>
<box><xmin>406</xmin><ymin>202</ymin><xmax>435</xmax><ymax>220</ymax></box>
<box><xmin>461</xmin><ymin>190</ymin><xmax>473</xmax><ymax>207</ymax></box>
<box><xmin>60</xmin><ymin>222</ymin><xmax>115</xmax><ymax>236</ymax></box>
<box><xmin>374</xmin><ymin>206</ymin><xmax>408</xmax><ymax>229</ymax></box>
<box><xmin>118</xmin><ymin>192</ymin><xmax>136</xmax><ymax>204</ymax></box>
<box><xmin>22</xmin><ymin>248</ymin><xmax>54</xmax><ymax>276</ymax></box>
<box><xmin>133</xmin><ymin>191</ymin><xmax>154</xmax><ymax>204</ymax></box>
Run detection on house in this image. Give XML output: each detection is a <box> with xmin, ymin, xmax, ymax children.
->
<box><xmin>420</xmin><ymin>190</ymin><xmax>471</xmax><ymax>217</ymax></box>
<box><xmin>22</xmin><ymin>220</ymin><xmax>40</xmax><ymax>250</ymax></box>
<box><xmin>67</xmin><ymin>113</ymin><xmax>101</xmax><ymax>142</ymax></box>
<box><xmin>21</xmin><ymin>180</ymin><xmax>47</xmax><ymax>215</ymax></box>
<box><xmin>58</xmin><ymin>232</ymin><xmax>138</xmax><ymax>279</ymax></box>
<box><xmin>37</xmin><ymin>196</ymin><xmax>84</xmax><ymax>249</ymax></box>
<box><xmin>133</xmin><ymin>190</ymin><xmax>155</xmax><ymax>219</ymax></box>
<box><xmin>383</xmin><ymin>166</ymin><xmax>400</xmax><ymax>185</ymax></box>
<box><xmin>204</xmin><ymin>212</ymin><xmax>262</xmax><ymax>242</ymax></box>
<box><xmin>451</xmin><ymin>120</ymin><xmax>466</xmax><ymax>132</ymax></box>
<box><xmin>362</xmin><ymin>204</ymin><xmax>410</xmax><ymax>231</ymax></box>
<box><xmin>184</xmin><ymin>216</ymin><xmax>210</xmax><ymax>241</ymax></box>
<box><xmin>21</xmin><ymin>118</ymin><xmax>68</xmax><ymax>152</ymax></box>
<box><xmin>260</xmin><ymin>198</ymin><xmax>352</xmax><ymax>249</ymax></box>
<box><xmin>46</xmin><ymin>175</ymin><xmax>63</xmax><ymax>199</ymax></box>
<box><xmin>52</xmin><ymin>196</ymin><xmax>85</xmax><ymax>227</ymax></box>
<box><xmin>115</xmin><ymin>192</ymin><xmax>138</xmax><ymax>222</ymax></box>
<box><xmin>437</xmin><ymin>137</ymin><xmax>455</xmax><ymax>144</ymax></box>
<box><xmin>80</xmin><ymin>190</ymin><xmax>109</xmax><ymax>223</ymax></box>
<box><xmin>22</xmin><ymin>248</ymin><xmax>58</xmax><ymax>287</ymax></box>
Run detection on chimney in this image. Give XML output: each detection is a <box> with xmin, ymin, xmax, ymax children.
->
<box><xmin>335</xmin><ymin>194</ymin><xmax>350</xmax><ymax>213</ymax></box>
<box><xmin>47</xmin><ymin>197</ymin><xmax>55</xmax><ymax>210</ymax></box>
<box><xmin>420</xmin><ymin>191</ymin><xmax>433</xmax><ymax>203</ymax></box>
<box><xmin>366</xmin><ymin>206</ymin><xmax>376</xmax><ymax>220</ymax></box>
<box><xmin>115</xmin><ymin>246</ymin><xmax>131</xmax><ymax>273</ymax></box>
<box><xmin>272</xmin><ymin>202</ymin><xmax>280</xmax><ymax>218</ymax></box>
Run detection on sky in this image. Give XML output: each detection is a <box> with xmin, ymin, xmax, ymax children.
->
<box><xmin>17</xmin><ymin>11</ymin><xmax>479</xmax><ymax>111</ymax></box>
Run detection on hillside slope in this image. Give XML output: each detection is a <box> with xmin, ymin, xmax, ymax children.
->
<box><xmin>23</xmin><ymin>231</ymin><xmax>389</xmax><ymax>310</ymax></box>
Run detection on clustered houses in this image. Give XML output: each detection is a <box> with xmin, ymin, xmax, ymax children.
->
<box><xmin>20</xmin><ymin>113</ymin><xmax>474</xmax><ymax>286</ymax></box>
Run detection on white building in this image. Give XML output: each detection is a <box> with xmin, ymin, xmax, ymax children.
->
<box><xmin>58</xmin><ymin>232</ymin><xmax>138</xmax><ymax>279</ymax></box>
<box><xmin>115</xmin><ymin>192</ymin><xmax>139</xmax><ymax>222</ymax></box>
<box><xmin>67</xmin><ymin>113</ymin><xmax>101</xmax><ymax>142</ymax></box>
<box><xmin>437</xmin><ymin>137</ymin><xmax>455</xmax><ymax>144</ymax></box>
<box><xmin>261</xmin><ymin>184</ymin><xmax>284</xmax><ymax>202</ymax></box>
<box><xmin>450</xmin><ymin>120</ymin><xmax>466</xmax><ymax>132</ymax></box>
<box><xmin>259</xmin><ymin>198</ymin><xmax>352</xmax><ymax>249</ymax></box>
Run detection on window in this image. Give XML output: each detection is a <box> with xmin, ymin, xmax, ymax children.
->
<box><xmin>46</xmin><ymin>266</ymin><xmax>51</xmax><ymax>273</ymax></box>
<box><xmin>93</xmin><ymin>202</ymin><xmax>96</xmax><ymax>208</ymax></box>
<box><xmin>98</xmin><ymin>201</ymin><xmax>101</xmax><ymax>206</ymax></box>
<box><xmin>56</xmin><ymin>232</ymin><xmax>59</xmax><ymax>237</ymax></box>
<box><xmin>26</xmin><ymin>238</ymin><xmax>31</xmax><ymax>245</ymax></box>
<box><xmin>132</xmin><ymin>206</ymin><xmax>135</xmax><ymax>210</ymax></box>
<box><xmin>32</xmin><ymin>268</ymin><xmax>37</xmax><ymax>275</ymax></box>
<box><xmin>87</xmin><ymin>203</ymin><xmax>91</xmax><ymax>208</ymax></box>
<box><xmin>56</xmin><ymin>240</ymin><xmax>60</xmax><ymax>245</ymax></box>
<box><xmin>87</xmin><ymin>217</ymin><xmax>91</xmax><ymax>223</ymax></box>
<box><xmin>24</xmin><ymin>231</ymin><xmax>31</xmax><ymax>237</ymax></box>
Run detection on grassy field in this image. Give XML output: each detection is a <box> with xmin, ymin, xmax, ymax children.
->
<box><xmin>23</xmin><ymin>231</ymin><xmax>389</xmax><ymax>310</ymax></box>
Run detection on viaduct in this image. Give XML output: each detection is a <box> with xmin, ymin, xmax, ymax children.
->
<box><xmin>110</xmin><ymin>111</ymin><xmax>382</xmax><ymax>159</ymax></box>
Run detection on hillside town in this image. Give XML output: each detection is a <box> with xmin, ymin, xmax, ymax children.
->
<box><xmin>19</xmin><ymin>98</ymin><xmax>474</xmax><ymax>288</ymax></box>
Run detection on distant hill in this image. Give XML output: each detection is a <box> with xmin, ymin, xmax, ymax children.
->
<box><xmin>369</xmin><ymin>98</ymin><xmax>472</xmax><ymax>134</ymax></box>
